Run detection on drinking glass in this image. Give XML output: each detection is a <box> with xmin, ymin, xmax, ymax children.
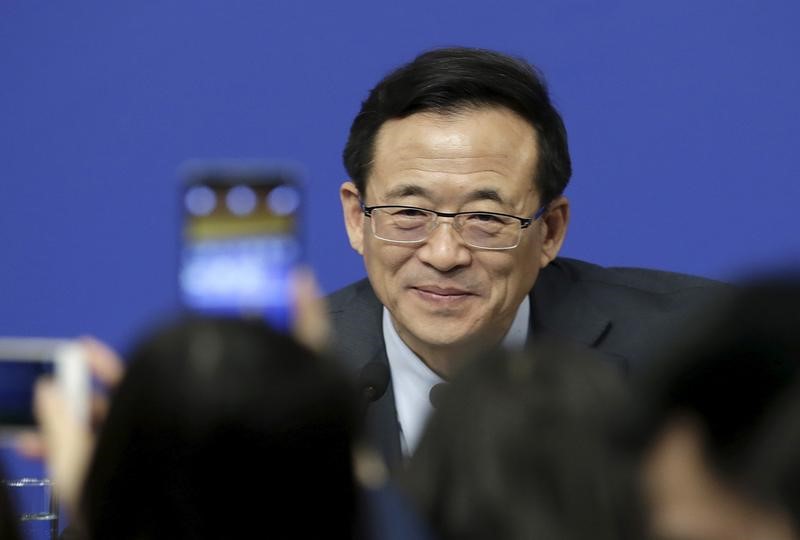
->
<box><xmin>2</xmin><ymin>478</ymin><xmax>58</xmax><ymax>540</ymax></box>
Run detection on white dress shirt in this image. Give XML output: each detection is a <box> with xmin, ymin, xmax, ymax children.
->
<box><xmin>383</xmin><ymin>297</ymin><xmax>530</xmax><ymax>455</ymax></box>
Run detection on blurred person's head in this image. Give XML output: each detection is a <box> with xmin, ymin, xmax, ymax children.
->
<box><xmin>635</xmin><ymin>276</ymin><xmax>800</xmax><ymax>540</ymax></box>
<box><xmin>78</xmin><ymin>317</ymin><xmax>359</xmax><ymax>540</ymax></box>
<box><xmin>403</xmin><ymin>340</ymin><xmax>641</xmax><ymax>540</ymax></box>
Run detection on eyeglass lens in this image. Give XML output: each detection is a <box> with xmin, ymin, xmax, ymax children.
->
<box><xmin>370</xmin><ymin>208</ymin><xmax>521</xmax><ymax>249</ymax></box>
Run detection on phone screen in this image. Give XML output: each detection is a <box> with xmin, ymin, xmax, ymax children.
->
<box><xmin>178</xmin><ymin>169</ymin><xmax>302</xmax><ymax>331</ymax></box>
<box><xmin>0</xmin><ymin>360</ymin><xmax>53</xmax><ymax>427</ymax></box>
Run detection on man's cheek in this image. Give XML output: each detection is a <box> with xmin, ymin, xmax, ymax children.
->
<box><xmin>371</xmin><ymin>245</ymin><xmax>413</xmax><ymax>269</ymax></box>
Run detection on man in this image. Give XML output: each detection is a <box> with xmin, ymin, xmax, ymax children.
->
<box><xmin>329</xmin><ymin>47</ymin><xmax>717</xmax><ymax>468</ymax></box>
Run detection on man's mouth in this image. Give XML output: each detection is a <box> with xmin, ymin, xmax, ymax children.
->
<box><xmin>411</xmin><ymin>286</ymin><xmax>475</xmax><ymax>302</ymax></box>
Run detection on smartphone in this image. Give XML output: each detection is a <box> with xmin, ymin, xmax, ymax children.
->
<box><xmin>178</xmin><ymin>162</ymin><xmax>303</xmax><ymax>331</ymax></box>
<box><xmin>0</xmin><ymin>338</ymin><xmax>89</xmax><ymax>440</ymax></box>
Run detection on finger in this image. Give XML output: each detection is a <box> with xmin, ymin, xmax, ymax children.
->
<box><xmin>89</xmin><ymin>393</ymin><xmax>111</xmax><ymax>430</ymax></box>
<box><xmin>34</xmin><ymin>379</ymin><xmax>73</xmax><ymax>439</ymax></box>
<box><xmin>15</xmin><ymin>431</ymin><xmax>45</xmax><ymax>459</ymax></box>
<box><xmin>290</xmin><ymin>266</ymin><xmax>331</xmax><ymax>353</ymax></box>
<box><xmin>78</xmin><ymin>335</ymin><xmax>125</xmax><ymax>387</ymax></box>
<box><xmin>33</xmin><ymin>378</ymin><xmax>93</xmax><ymax>512</ymax></box>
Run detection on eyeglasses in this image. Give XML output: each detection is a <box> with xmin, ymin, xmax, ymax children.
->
<box><xmin>361</xmin><ymin>202</ymin><xmax>547</xmax><ymax>250</ymax></box>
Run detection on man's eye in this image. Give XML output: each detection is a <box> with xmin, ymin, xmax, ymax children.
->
<box><xmin>467</xmin><ymin>213</ymin><xmax>505</xmax><ymax>224</ymax></box>
<box><xmin>392</xmin><ymin>208</ymin><xmax>428</xmax><ymax>218</ymax></box>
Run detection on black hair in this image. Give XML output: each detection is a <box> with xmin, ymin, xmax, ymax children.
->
<box><xmin>343</xmin><ymin>47</ymin><xmax>571</xmax><ymax>205</ymax></box>
<box><xmin>633</xmin><ymin>275</ymin><xmax>800</xmax><ymax>523</ymax></box>
<box><xmin>403</xmin><ymin>340</ymin><xmax>641</xmax><ymax>540</ymax></box>
<box><xmin>79</xmin><ymin>317</ymin><xmax>359</xmax><ymax>540</ymax></box>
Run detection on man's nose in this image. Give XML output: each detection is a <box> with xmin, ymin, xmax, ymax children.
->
<box><xmin>415</xmin><ymin>221</ymin><xmax>472</xmax><ymax>272</ymax></box>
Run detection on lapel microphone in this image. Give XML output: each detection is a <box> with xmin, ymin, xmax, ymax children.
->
<box><xmin>358</xmin><ymin>361</ymin><xmax>390</xmax><ymax>404</ymax></box>
<box><xmin>429</xmin><ymin>382</ymin><xmax>448</xmax><ymax>410</ymax></box>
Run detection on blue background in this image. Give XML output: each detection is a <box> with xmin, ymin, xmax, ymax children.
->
<box><xmin>1</xmin><ymin>0</ymin><xmax>799</xmax><ymax>477</ymax></box>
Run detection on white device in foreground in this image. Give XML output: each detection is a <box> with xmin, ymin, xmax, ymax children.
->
<box><xmin>0</xmin><ymin>338</ymin><xmax>89</xmax><ymax>440</ymax></box>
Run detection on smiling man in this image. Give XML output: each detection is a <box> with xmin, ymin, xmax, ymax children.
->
<box><xmin>341</xmin><ymin>107</ymin><xmax>563</xmax><ymax>377</ymax></box>
<box><xmin>330</xmin><ymin>47</ymin><xmax>718</xmax><ymax>467</ymax></box>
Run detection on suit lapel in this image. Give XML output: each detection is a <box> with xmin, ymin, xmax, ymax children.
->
<box><xmin>363</xmin><ymin>347</ymin><xmax>404</xmax><ymax>471</ymax></box>
<box><xmin>530</xmin><ymin>261</ymin><xmax>612</xmax><ymax>348</ymax></box>
<box><xmin>329</xmin><ymin>280</ymin><xmax>404</xmax><ymax>470</ymax></box>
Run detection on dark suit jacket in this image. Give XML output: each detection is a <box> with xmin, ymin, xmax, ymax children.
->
<box><xmin>327</xmin><ymin>257</ymin><xmax>721</xmax><ymax>469</ymax></box>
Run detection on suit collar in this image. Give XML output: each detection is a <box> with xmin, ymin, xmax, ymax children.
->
<box><xmin>362</xmin><ymin>346</ymin><xmax>405</xmax><ymax>472</ymax></box>
<box><xmin>530</xmin><ymin>260</ymin><xmax>612</xmax><ymax>348</ymax></box>
<box><xmin>329</xmin><ymin>281</ymin><xmax>404</xmax><ymax>469</ymax></box>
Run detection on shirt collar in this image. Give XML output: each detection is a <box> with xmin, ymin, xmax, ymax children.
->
<box><xmin>383</xmin><ymin>296</ymin><xmax>530</xmax><ymax>455</ymax></box>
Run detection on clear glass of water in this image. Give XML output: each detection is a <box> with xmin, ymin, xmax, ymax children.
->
<box><xmin>2</xmin><ymin>478</ymin><xmax>58</xmax><ymax>540</ymax></box>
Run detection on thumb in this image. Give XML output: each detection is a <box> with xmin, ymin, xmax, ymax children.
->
<box><xmin>290</xmin><ymin>266</ymin><xmax>331</xmax><ymax>353</ymax></box>
<box><xmin>33</xmin><ymin>378</ymin><xmax>93</xmax><ymax>512</ymax></box>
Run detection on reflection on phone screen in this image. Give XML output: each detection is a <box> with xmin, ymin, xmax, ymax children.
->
<box><xmin>179</xmin><ymin>177</ymin><xmax>301</xmax><ymax>331</ymax></box>
<box><xmin>0</xmin><ymin>360</ymin><xmax>53</xmax><ymax>427</ymax></box>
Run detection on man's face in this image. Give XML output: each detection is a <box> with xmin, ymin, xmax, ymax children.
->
<box><xmin>341</xmin><ymin>107</ymin><xmax>568</xmax><ymax>371</ymax></box>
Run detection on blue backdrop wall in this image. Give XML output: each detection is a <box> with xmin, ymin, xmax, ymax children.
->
<box><xmin>2</xmin><ymin>1</ymin><xmax>799</xmax><ymax>351</ymax></box>
<box><xmin>1</xmin><ymin>0</ymin><xmax>799</xmax><ymax>483</ymax></box>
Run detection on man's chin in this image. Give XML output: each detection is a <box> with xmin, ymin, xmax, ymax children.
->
<box><xmin>395</xmin><ymin>314</ymin><xmax>488</xmax><ymax>352</ymax></box>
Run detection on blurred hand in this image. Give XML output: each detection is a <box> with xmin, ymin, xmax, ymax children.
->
<box><xmin>290</xmin><ymin>267</ymin><xmax>331</xmax><ymax>353</ymax></box>
<box><xmin>16</xmin><ymin>336</ymin><xmax>124</xmax><ymax>512</ymax></box>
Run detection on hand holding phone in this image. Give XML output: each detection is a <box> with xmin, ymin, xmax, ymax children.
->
<box><xmin>0</xmin><ymin>338</ymin><xmax>89</xmax><ymax>441</ymax></box>
<box><xmin>10</xmin><ymin>337</ymin><xmax>123</xmax><ymax>511</ymax></box>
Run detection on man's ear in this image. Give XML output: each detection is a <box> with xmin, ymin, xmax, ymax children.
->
<box><xmin>538</xmin><ymin>195</ymin><xmax>569</xmax><ymax>268</ymax></box>
<box><xmin>340</xmin><ymin>181</ymin><xmax>365</xmax><ymax>255</ymax></box>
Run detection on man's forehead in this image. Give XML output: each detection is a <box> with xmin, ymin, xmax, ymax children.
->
<box><xmin>367</xmin><ymin>109</ymin><xmax>539</xmax><ymax>198</ymax></box>
<box><xmin>373</xmin><ymin>109</ymin><xmax>538</xmax><ymax>156</ymax></box>
<box><xmin>381</xmin><ymin>151</ymin><xmax>522</xmax><ymax>174</ymax></box>
<box><xmin>381</xmin><ymin>182</ymin><xmax>512</xmax><ymax>205</ymax></box>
